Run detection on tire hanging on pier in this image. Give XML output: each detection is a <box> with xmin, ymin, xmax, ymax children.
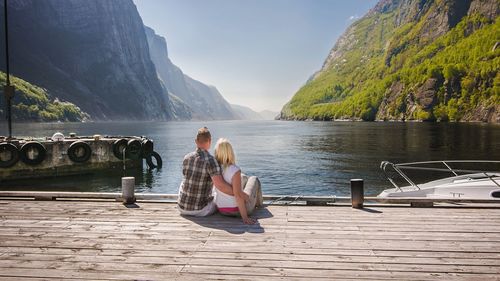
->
<box><xmin>20</xmin><ymin>141</ymin><xmax>46</xmax><ymax>165</ymax></box>
<box><xmin>112</xmin><ymin>138</ymin><xmax>128</xmax><ymax>159</ymax></box>
<box><xmin>0</xmin><ymin>143</ymin><xmax>19</xmax><ymax>168</ymax></box>
<box><xmin>125</xmin><ymin>139</ymin><xmax>142</xmax><ymax>160</ymax></box>
<box><xmin>141</xmin><ymin>139</ymin><xmax>154</xmax><ymax>158</ymax></box>
<box><xmin>146</xmin><ymin>151</ymin><xmax>162</xmax><ymax>170</ymax></box>
<box><xmin>67</xmin><ymin>141</ymin><xmax>92</xmax><ymax>163</ymax></box>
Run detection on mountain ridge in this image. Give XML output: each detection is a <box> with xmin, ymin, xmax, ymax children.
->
<box><xmin>0</xmin><ymin>0</ymin><xmax>253</xmax><ymax>122</ymax></box>
<box><xmin>0</xmin><ymin>0</ymin><xmax>173</xmax><ymax>121</ymax></box>
<box><xmin>280</xmin><ymin>0</ymin><xmax>499</xmax><ymax>122</ymax></box>
<box><xmin>144</xmin><ymin>25</ymin><xmax>241</xmax><ymax>120</ymax></box>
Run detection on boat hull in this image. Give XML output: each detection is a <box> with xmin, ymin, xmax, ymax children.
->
<box><xmin>378</xmin><ymin>173</ymin><xmax>500</xmax><ymax>199</ymax></box>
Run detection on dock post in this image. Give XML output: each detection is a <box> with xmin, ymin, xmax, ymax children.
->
<box><xmin>351</xmin><ymin>179</ymin><xmax>364</xmax><ymax>209</ymax></box>
<box><xmin>121</xmin><ymin>177</ymin><xmax>136</xmax><ymax>204</ymax></box>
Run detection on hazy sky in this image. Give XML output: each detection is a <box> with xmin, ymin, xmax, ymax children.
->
<box><xmin>134</xmin><ymin>0</ymin><xmax>378</xmax><ymax>112</ymax></box>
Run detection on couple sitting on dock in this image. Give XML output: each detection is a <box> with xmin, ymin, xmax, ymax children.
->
<box><xmin>177</xmin><ymin>127</ymin><xmax>263</xmax><ymax>224</ymax></box>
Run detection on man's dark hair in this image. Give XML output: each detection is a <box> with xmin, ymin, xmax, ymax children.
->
<box><xmin>196</xmin><ymin>127</ymin><xmax>211</xmax><ymax>143</ymax></box>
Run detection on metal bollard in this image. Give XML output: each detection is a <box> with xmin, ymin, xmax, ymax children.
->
<box><xmin>121</xmin><ymin>177</ymin><xmax>136</xmax><ymax>204</ymax></box>
<box><xmin>351</xmin><ymin>179</ymin><xmax>364</xmax><ymax>209</ymax></box>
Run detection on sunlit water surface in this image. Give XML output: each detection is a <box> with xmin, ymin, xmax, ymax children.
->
<box><xmin>1</xmin><ymin>121</ymin><xmax>499</xmax><ymax>196</ymax></box>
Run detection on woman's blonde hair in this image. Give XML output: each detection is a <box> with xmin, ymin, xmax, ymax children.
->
<box><xmin>214</xmin><ymin>138</ymin><xmax>236</xmax><ymax>169</ymax></box>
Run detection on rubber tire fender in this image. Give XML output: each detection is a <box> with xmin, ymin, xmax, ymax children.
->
<box><xmin>126</xmin><ymin>139</ymin><xmax>142</xmax><ymax>160</ymax></box>
<box><xmin>112</xmin><ymin>138</ymin><xmax>128</xmax><ymax>159</ymax></box>
<box><xmin>20</xmin><ymin>141</ymin><xmax>47</xmax><ymax>165</ymax></box>
<box><xmin>0</xmin><ymin>142</ymin><xmax>19</xmax><ymax>168</ymax></box>
<box><xmin>492</xmin><ymin>190</ymin><xmax>500</xmax><ymax>198</ymax></box>
<box><xmin>141</xmin><ymin>139</ymin><xmax>154</xmax><ymax>158</ymax></box>
<box><xmin>146</xmin><ymin>151</ymin><xmax>163</xmax><ymax>169</ymax></box>
<box><xmin>67</xmin><ymin>141</ymin><xmax>92</xmax><ymax>163</ymax></box>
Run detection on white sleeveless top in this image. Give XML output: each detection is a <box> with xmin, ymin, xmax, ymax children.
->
<box><xmin>213</xmin><ymin>164</ymin><xmax>240</xmax><ymax>212</ymax></box>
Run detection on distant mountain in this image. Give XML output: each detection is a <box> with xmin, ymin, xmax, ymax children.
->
<box><xmin>231</xmin><ymin>104</ymin><xmax>263</xmax><ymax>120</ymax></box>
<box><xmin>259</xmin><ymin>110</ymin><xmax>279</xmax><ymax>120</ymax></box>
<box><xmin>280</xmin><ymin>0</ymin><xmax>499</xmax><ymax>122</ymax></box>
<box><xmin>231</xmin><ymin>104</ymin><xmax>279</xmax><ymax>120</ymax></box>
<box><xmin>0</xmin><ymin>0</ymin><xmax>174</xmax><ymax>120</ymax></box>
<box><xmin>144</xmin><ymin>26</ymin><xmax>240</xmax><ymax>120</ymax></box>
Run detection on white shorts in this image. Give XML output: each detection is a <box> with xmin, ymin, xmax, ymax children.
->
<box><xmin>178</xmin><ymin>200</ymin><xmax>217</xmax><ymax>217</ymax></box>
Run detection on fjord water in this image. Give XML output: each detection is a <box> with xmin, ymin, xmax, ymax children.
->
<box><xmin>1</xmin><ymin>121</ymin><xmax>499</xmax><ymax>196</ymax></box>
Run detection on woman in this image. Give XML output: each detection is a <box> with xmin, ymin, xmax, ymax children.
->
<box><xmin>213</xmin><ymin>138</ymin><xmax>263</xmax><ymax>224</ymax></box>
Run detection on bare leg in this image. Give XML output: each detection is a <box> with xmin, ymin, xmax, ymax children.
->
<box><xmin>244</xmin><ymin>176</ymin><xmax>263</xmax><ymax>215</ymax></box>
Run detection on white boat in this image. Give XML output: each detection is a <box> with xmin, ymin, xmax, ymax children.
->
<box><xmin>378</xmin><ymin>160</ymin><xmax>500</xmax><ymax>199</ymax></box>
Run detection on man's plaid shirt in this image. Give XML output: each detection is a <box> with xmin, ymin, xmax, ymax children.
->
<box><xmin>178</xmin><ymin>148</ymin><xmax>222</xmax><ymax>211</ymax></box>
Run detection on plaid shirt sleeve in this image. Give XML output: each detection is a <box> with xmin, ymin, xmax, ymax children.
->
<box><xmin>207</xmin><ymin>156</ymin><xmax>221</xmax><ymax>177</ymax></box>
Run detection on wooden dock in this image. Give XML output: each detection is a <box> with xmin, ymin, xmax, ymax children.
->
<box><xmin>1</xmin><ymin>198</ymin><xmax>500</xmax><ymax>280</ymax></box>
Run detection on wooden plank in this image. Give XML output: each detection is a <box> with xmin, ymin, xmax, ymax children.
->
<box><xmin>0</xmin><ymin>201</ymin><xmax>493</xmax><ymax>215</ymax></box>
<box><xmin>2</xmin><ymin>191</ymin><xmax>500</xmax><ymax>204</ymax></box>
<box><xmin>0</xmin><ymin>267</ymin><xmax>181</xmax><ymax>281</ymax></box>
<box><xmin>3</xmin><ymin>250</ymin><xmax>500</xmax><ymax>267</ymax></box>
<box><xmin>1</xmin><ymin>238</ymin><xmax>499</xmax><ymax>254</ymax></box>
<box><xmin>3</xmin><ymin>210</ymin><xmax>500</xmax><ymax>226</ymax></box>
<box><xmin>2</xmin><ymin>251</ymin><xmax>500</xmax><ymax>272</ymax></box>
<box><xmin>1</xmin><ymin>257</ymin><xmax>499</xmax><ymax>276</ymax></box>
<box><xmin>3</xmin><ymin>227</ymin><xmax>500</xmax><ymax>242</ymax></box>
<box><xmin>3</xmin><ymin>214</ymin><xmax>500</xmax><ymax>224</ymax></box>
<box><xmin>2</xmin><ymin>217</ymin><xmax>499</xmax><ymax>229</ymax></box>
<box><xmin>2</xmin><ymin>217</ymin><xmax>499</xmax><ymax>233</ymax></box>
<box><xmin>2</xmin><ymin>258</ymin><xmax>496</xmax><ymax>280</ymax></box>
<box><xmin>3</xmin><ymin>246</ymin><xmax>500</xmax><ymax>260</ymax></box>
<box><xmin>2</xmin><ymin>224</ymin><xmax>499</xmax><ymax>247</ymax></box>
<box><xmin>3</xmin><ymin>221</ymin><xmax>500</xmax><ymax>235</ymax></box>
<box><xmin>0</xmin><ymin>278</ymin><xmax>82</xmax><ymax>281</ymax></box>
<box><xmin>5</xmin><ymin>209</ymin><xmax>500</xmax><ymax>222</ymax></box>
<box><xmin>0</xmin><ymin>270</ymin><xmax>318</xmax><ymax>281</ymax></box>
<box><xmin>6</xmin><ymin>202</ymin><xmax>500</xmax><ymax>221</ymax></box>
<box><xmin>180</xmin><ymin>265</ymin><xmax>500</xmax><ymax>280</ymax></box>
<box><xmin>2</xmin><ymin>228</ymin><xmax>500</xmax><ymax>244</ymax></box>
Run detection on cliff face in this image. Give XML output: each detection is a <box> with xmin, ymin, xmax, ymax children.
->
<box><xmin>0</xmin><ymin>0</ymin><xmax>172</xmax><ymax>120</ymax></box>
<box><xmin>144</xmin><ymin>26</ymin><xmax>239</xmax><ymax>120</ymax></box>
<box><xmin>281</xmin><ymin>0</ymin><xmax>499</xmax><ymax>122</ymax></box>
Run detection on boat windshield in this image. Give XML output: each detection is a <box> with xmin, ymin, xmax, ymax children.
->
<box><xmin>380</xmin><ymin>160</ymin><xmax>500</xmax><ymax>191</ymax></box>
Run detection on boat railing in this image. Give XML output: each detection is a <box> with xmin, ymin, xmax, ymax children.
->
<box><xmin>380</xmin><ymin>160</ymin><xmax>500</xmax><ymax>191</ymax></box>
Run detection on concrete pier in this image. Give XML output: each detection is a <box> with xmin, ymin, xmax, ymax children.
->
<box><xmin>0</xmin><ymin>136</ymin><xmax>147</xmax><ymax>180</ymax></box>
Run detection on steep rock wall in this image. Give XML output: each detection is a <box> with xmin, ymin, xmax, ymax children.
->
<box><xmin>0</xmin><ymin>0</ymin><xmax>172</xmax><ymax>120</ymax></box>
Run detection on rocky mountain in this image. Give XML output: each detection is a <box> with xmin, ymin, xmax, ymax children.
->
<box><xmin>144</xmin><ymin>26</ymin><xmax>240</xmax><ymax>120</ymax></box>
<box><xmin>280</xmin><ymin>0</ymin><xmax>499</xmax><ymax>122</ymax></box>
<box><xmin>0</xmin><ymin>0</ymin><xmax>174</xmax><ymax>121</ymax></box>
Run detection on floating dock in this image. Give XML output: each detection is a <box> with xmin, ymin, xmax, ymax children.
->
<box><xmin>1</xmin><ymin>194</ymin><xmax>499</xmax><ymax>280</ymax></box>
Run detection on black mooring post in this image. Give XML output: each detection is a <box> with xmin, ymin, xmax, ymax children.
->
<box><xmin>351</xmin><ymin>179</ymin><xmax>364</xmax><ymax>209</ymax></box>
<box><xmin>3</xmin><ymin>0</ymin><xmax>13</xmax><ymax>139</ymax></box>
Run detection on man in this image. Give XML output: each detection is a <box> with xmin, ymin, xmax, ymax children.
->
<box><xmin>178</xmin><ymin>127</ymin><xmax>249</xmax><ymax>216</ymax></box>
